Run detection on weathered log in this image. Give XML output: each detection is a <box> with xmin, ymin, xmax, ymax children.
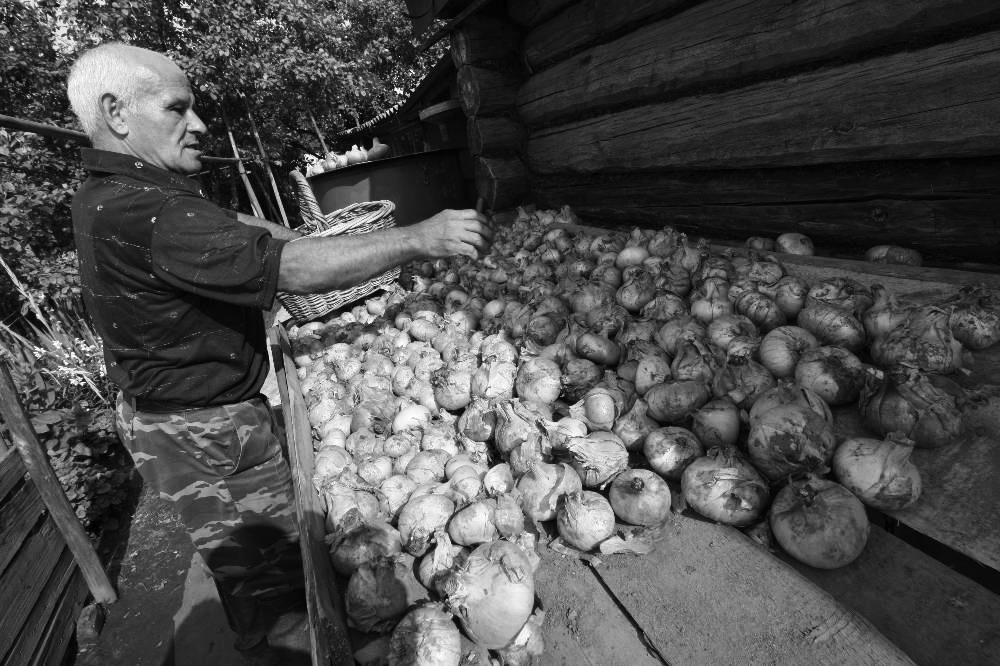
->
<box><xmin>533</xmin><ymin>158</ymin><xmax>1000</xmax><ymax>206</ymax></box>
<box><xmin>518</xmin><ymin>0</ymin><xmax>1000</xmax><ymax>127</ymax></box>
<box><xmin>526</xmin><ymin>30</ymin><xmax>1000</xmax><ymax>174</ymax></box>
<box><xmin>506</xmin><ymin>0</ymin><xmax>575</xmax><ymax>27</ymax></box>
<box><xmin>476</xmin><ymin>156</ymin><xmax>530</xmax><ymax>210</ymax></box>
<box><xmin>458</xmin><ymin>66</ymin><xmax>522</xmax><ymax>117</ymax></box>
<box><xmin>467</xmin><ymin>116</ymin><xmax>527</xmax><ymax>156</ymax></box>
<box><xmin>522</xmin><ymin>0</ymin><xmax>692</xmax><ymax>72</ymax></box>
<box><xmin>533</xmin><ymin>195</ymin><xmax>1000</xmax><ymax>263</ymax></box>
<box><xmin>450</xmin><ymin>14</ymin><xmax>520</xmax><ymax>68</ymax></box>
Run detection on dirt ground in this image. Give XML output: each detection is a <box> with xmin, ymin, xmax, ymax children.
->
<box><xmin>74</xmin><ymin>483</ymin><xmax>244</xmax><ymax>666</ymax></box>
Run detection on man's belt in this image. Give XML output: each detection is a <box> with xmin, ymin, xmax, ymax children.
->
<box><xmin>122</xmin><ymin>392</ymin><xmax>267</xmax><ymax>414</ymax></box>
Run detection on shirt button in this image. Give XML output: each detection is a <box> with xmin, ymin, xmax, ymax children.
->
<box><xmin>134</xmin><ymin>161</ymin><xmax>143</xmax><ymax>168</ymax></box>
<box><xmin>151</xmin><ymin>217</ymin><xmax>157</xmax><ymax>223</ymax></box>
<box><xmin>96</xmin><ymin>205</ymin><xmax>103</xmax><ymax>211</ymax></box>
<box><xmin>187</xmin><ymin>212</ymin><xmax>195</xmax><ymax>217</ymax></box>
<box><xmin>229</xmin><ymin>353</ymin><xmax>238</xmax><ymax>360</ymax></box>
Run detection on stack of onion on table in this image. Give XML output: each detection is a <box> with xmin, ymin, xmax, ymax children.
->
<box><xmin>288</xmin><ymin>206</ymin><xmax>998</xmax><ymax>666</ymax></box>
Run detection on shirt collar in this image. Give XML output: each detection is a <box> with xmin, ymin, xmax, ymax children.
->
<box><xmin>80</xmin><ymin>148</ymin><xmax>205</xmax><ymax>197</ymax></box>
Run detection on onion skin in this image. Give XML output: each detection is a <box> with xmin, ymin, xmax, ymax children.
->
<box><xmin>645</xmin><ymin>380</ymin><xmax>711</xmax><ymax>423</ymax></box>
<box><xmin>858</xmin><ymin>365</ymin><xmax>963</xmax><ymax>449</ymax></box>
<box><xmin>833</xmin><ymin>434</ymin><xmax>922</xmax><ymax>511</ymax></box>
<box><xmin>747</xmin><ymin>404</ymin><xmax>837</xmax><ymax>482</ymax></box>
<box><xmin>515</xmin><ymin>462</ymin><xmax>583</xmax><ymax>521</ymax></box>
<box><xmin>690</xmin><ymin>398</ymin><xmax>740</xmax><ymax>449</ymax></box>
<box><xmin>515</xmin><ymin>356</ymin><xmax>562</xmax><ymax>405</ymax></box>
<box><xmin>759</xmin><ymin>326</ymin><xmax>819</xmax><ymax>379</ymax></box>
<box><xmin>560</xmin><ymin>432</ymin><xmax>630</xmax><ymax>488</ymax></box>
<box><xmin>865</xmin><ymin>245</ymin><xmax>923</xmax><ymax>266</ymax></box>
<box><xmin>797</xmin><ymin>302</ymin><xmax>866</xmax><ymax>352</ymax></box>
<box><xmin>557</xmin><ymin>490</ymin><xmax>616</xmax><ymax>551</ymax></box>
<box><xmin>794</xmin><ymin>346</ymin><xmax>865</xmax><ymax>406</ymax></box>
<box><xmin>776</xmin><ymin>232</ymin><xmax>814</xmax><ymax>256</ymax></box>
<box><xmin>946</xmin><ymin>286</ymin><xmax>1000</xmax><ymax>350</ymax></box>
<box><xmin>749</xmin><ymin>382</ymin><xmax>832</xmax><ymax>424</ymax></box>
<box><xmin>609</xmin><ymin>469</ymin><xmax>672</xmax><ymax>526</ymax></box>
<box><xmin>644</xmin><ymin>426</ymin><xmax>705</xmax><ymax>480</ymax></box>
<box><xmin>871</xmin><ymin>306</ymin><xmax>963</xmax><ymax>374</ymax></box>
<box><xmin>681</xmin><ymin>448</ymin><xmax>771</xmax><ymax>526</ymax></box>
<box><xmin>769</xmin><ymin>476</ymin><xmax>869</xmax><ymax>569</ymax></box>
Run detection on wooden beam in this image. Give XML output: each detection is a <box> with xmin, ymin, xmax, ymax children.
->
<box><xmin>506</xmin><ymin>0</ymin><xmax>575</xmax><ymax>27</ymax></box>
<box><xmin>467</xmin><ymin>115</ymin><xmax>527</xmax><ymax>156</ymax></box>
<box><xmin>418</xmin><ymin>0</ymin><xmax>497</xmax><ymax>53</ymax></box>
<box><xmin>593</xmin><ymin>517</ymin><xmax>913</xmax><ymax>664</ymax></box>
<box><xmin>307</xmin><ymin>111</ymin><xmax>330</xmax><ymax>157</ymax></box>
<box><xmin>0</xmin><ymin>362</ymin><xmax>116</xmax><ymax>604</ymax></box>
<box><xmin>458</xmin><ymin>66</ymin><xmax>523</xmax><ymax>117</ymax></box>
<box><xmin>521</xmin><ymin>0</ymin><xmax>693</xmax><ymax>72</ymax></box>
<box><xmin>222</xmin><ymin>114</ymin><xmax>266</xmax><ymax>219</ymax></box>
<box><xmin>243</xmin><ymin>106</ymin><xmax>290</xmax><ymax>227</ymax></box>
<box><xmin>450</xmin><ymin>13</ymin><xmax>521</xmax><ymax>68</ymax></box>
<box><xmin>475</xmin><ymin>155</ymin><xmax>530</xmax><ymax>210</ymax></box>
<box><xmin>268</xmin><ymin>326</ymin><xmax>354</xmax><ymax>666</ymax></box>
<box><xmin>526</xmin><ymin>30</ymin><xmax>1000</xmax><ymax>173</ymax></box>
<box><xmin>518</xmin><ymin>0</ymin><xmax>1000</xmax><ymax>128</ymax></box>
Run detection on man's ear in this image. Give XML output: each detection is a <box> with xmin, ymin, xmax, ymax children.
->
<box><xmin>100</xmin><ymin>93</ymin><xmax>129</xmax><ymax>136</ymax></box>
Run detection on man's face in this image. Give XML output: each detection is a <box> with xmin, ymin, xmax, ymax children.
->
<box><xmin>123</xmin><ymin>64</ymin><xmax>207</xmax><ymax>175</ymax></box>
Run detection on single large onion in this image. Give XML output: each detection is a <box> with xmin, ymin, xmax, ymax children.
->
<box><xmin>561</xmin><ymin>358</ymin><xmax>603</xmax><ymax>402</ymax></box>
<box><xmin>345</xmin><ymin>553</ymin><xmax>429</xmax><ymax>633</ymax></box>
<box><xmin>776</xmin><ymin>232</ymin><xmax>814</xmax><ymax>255</ymax></box>
<box><xmin>681</xmin><ymin>448</ymin><xmax>770</xmax><ymax>526</ymax></box>
<box><xmin>471</xmin><ymin>361</ymin><xmax>516</xmax><ymax>401</ymax></box>
<box><xmin>557</xmin><ymin>490</ymin><xmax>616</xmax><ymax>551</ymax></box>
<box><xmin>833</xmin><ymin>434</ymin><xmax>922</xmax><ymax>511</ymax></box>
<box><xmin>448</xmin><ymin>500</ymin><xmax>499</xmax><ymax>546</ymax></box>
<box><xmin>797</xmin><ymin>302</ymin><xmax>866</xmax><ymax>352</ymax></box>
<box><xmin>387</xmin><ymin>604</ymin><xmax>462</xmax><ymax>666</ymax></box>
<box><xmin>645</xmin><ymin>380</ymin><xmax>710</xmax><ymax>423</ymax></box>
<box><xmin>858</xmin><ymin>365</ymin><xmax>963</xmax><ymax>449</ymax></box>
<box><xmin>644</xmin><ymin>426</ymin><xmax>704</xmax><ymax>480</ymax></box>
<box><xmin>711</xmin><ymin>358</ymin><xmax>776</xmax><ymax>409</ymax></box>
<box><xmin>747</xmin><ymin>404</ymin><xmax>836</xmax><ymax>482</ymax></box>
<box><xmin>759</xmin><ymin>326</ymin><xmax>819</xmax><ymax>379</ymax></box>
<box><xmin>328</xmin><ymin>521</ymin><xmax>402</xmax><ymax>576</ymax></box>
<box><xmin>794</xmin><ymin>346</ymin><xmax>865</xmax><ymax>406</ymax></box>
<box><xmin>569</xmin><ymin>386</ymin><xmax>625</xmax><ymax>431</ymax></box>
<box><xmin>947</xmin><ymin>286</ymin><xmax>1000</xmax><ymax>350</ymax></box>
<box><xmin>612</xmin><ymin>398</ymin><xmax>658</xmax><ymax>451</ymax></box>
<box><xmin>748</xmin><ymin>381</ymin><xmax>831</xmax><ymax>424</ymax></box>
<box><xmin>314</xmin><ymin>445</ymin><xmax>355</xmax><ymax>479</ymax></box>
<box><xmin>442</xmin><ymin>540</ymin><xmax>535</xmax><ymax>649</ymax></box>
<box><xmin>516</xmin><ymin>462</ymin><xmax>583</xmax><ymax>521</ymax></box>
<box><xmin>689</xmin><ymin>397</ymin><xmax>740</xmax><ymax>448</ymax></box>
<box><xmin>608</xmin><ymin>469</ymin><xmax>671</xmax><ymax>526</ymax></box>
<box><xmin>515</xmin><ymin>356</ymin><xmax>562</xmax><ymax>404</ymax></box>
<box><xmin>397</xmin><ymin>494</ymin><xmax>456</xmax><ymax>556</ymax></box>
<box><xmin>769</xmin><ymin>476</ymin><xmax>869</xmax><ymax>569</ymax></box>
<box><xmin>558</xmin><ymin>432</ymin><xmax>630</xmax><ymax>488</ymax></box>
<box><xmin>871</xmin><ymin>306</ymin><xmax>964</xmax><ymax>374</ymax></box>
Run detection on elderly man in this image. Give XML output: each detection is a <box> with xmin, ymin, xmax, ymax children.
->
<box><xmin>67</xmin><ymin>42</ymin><xmax>490</xmax><ymax>660</ymax></box>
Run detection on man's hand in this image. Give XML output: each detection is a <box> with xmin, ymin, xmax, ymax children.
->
<box><xmin>412</xmin><ymin>208</ymin><xmax>492</xmax><ymax>259</ymax></box>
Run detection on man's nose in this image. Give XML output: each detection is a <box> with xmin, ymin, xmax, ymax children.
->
<box><xmin>187</xmin><ymin>110</ymin><xmax>207</xmax><ymax>135</ymax></box>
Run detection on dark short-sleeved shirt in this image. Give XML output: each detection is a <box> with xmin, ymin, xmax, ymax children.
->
<box><xmin>72</xmin><ymin>148</ymin><xmax>288</xmax><ymax>408</ymax></box>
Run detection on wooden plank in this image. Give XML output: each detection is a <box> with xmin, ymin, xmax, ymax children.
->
<box><xmin>506</xmin><ymin>0</ymin><xmax>575</xmax><ymax>27</ymax></box>
<box><xmin>525</xmin><ymin>30</ymin><xmax>1000</xmax><ymax>173</ymax></box>
<box><xmin>533</xmin><ymin>546</ymin><xmax>663</xmax><ymax>665</ymax></box>
<box><xmin>476</xmin><ymin>155</ymin><xmax>530</xmax><ymax>210</ymax></box>
<box><xmin>785</xmin><ymin>527</ymin><xmax>1000</xmax><ymax>666</ymax></box>
<box><xmin>458</xmin><ymin>65</ymin><xmax>523</xmax><ymax>117</ymax></box>
<box><xmin>0</xmin><ymin>482</ymin><xmax>46</xmax><ymax>575</ymax></box>
<box><xmin>32</xmin><ymin>569</ymin><xmax>88</xmax><ymax>666</ymax></box>
<box><xmin>518</xmin><ymin>0</ymin><xmax>1000</xmax><ymax>128</ymax></box>
<box><xmin>0</xmin><ymin>518</ymin><xmax>66</xmax><ymax>659</ymax></box>
<box><xmin>2</xmin><ymin>548</ymin><xmax>80</xmax><ymax>666</ymax></box>
<box><xmin>522</xmin><ymin>0</ymin><xmax>694</xmax><ymax>72</ymax></box>
<box><xmin>0</xmin><ymin>362</ymin><xmax>115</xmax><ymax>604</ymax></box>
<box><xmin>268</xmin><ymin>325</ymin><xmax>353</xmax><ymax>666</ymax></box>
<box><xmin>468</xmin><ymin>115</ymin><xmax>528</xmax><ymax>156</ymax></box>
<box><xmin>594</xmin><ymin>516</ymin><xmax>913</xmax><ymax>664</ymax></box>
<box><xmin>547</xmin><ymin>198</ymin><xmax>1000</xmax><ymax>263</ymax></box>
<box><xmin>0</xmin><ymin>444</ymin><xmax>26</xmax><ymax>502</ymax></box>
<box><xmin>450</xmin><ymin>14</ymin><xmax>521</xmax><ymax>68</ymax></box>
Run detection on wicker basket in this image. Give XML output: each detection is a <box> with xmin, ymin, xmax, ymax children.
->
<box><xmin>278</xmin><ymin>199</ymin><xmax>400</xmax><ymax>323</ymax></box>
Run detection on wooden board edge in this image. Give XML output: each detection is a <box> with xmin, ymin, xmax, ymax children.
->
<box><xmin>2</xmin><ymin>547</ymin><xmax>79</xmax><ymax>666</ymax></box>
<box><xmin>0</xmin><ymin>445</ymin><xmax>26</xmax><ymax>502</ymax></box>
<box><xmin>0</xmin><ymin>484</ymin><xmax>46</xmax><ymax>575</ymax></box>
<box><xmin>34</xmin><ymin>568</ymin><xmax>89</xmax><ymax>666</ymax></box>
<box><xmin>268</xmin><ymin>325</ymin><xmax>354</xmax><ymax>666</ymax></box>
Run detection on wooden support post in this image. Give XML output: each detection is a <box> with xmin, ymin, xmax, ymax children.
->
<box><xmin>468</xmin><ymin>116</ymin><xmax>527</xmax><ymax>156</ymax></box>
<box><xmin>222</xmin><ymin>114</ymin><xmax>265</xmax><ymax>219</ymax></box>
<box><xmin>243</xmin><ymin>107</ymin><xmax>290</xmax><ymax>227</ymax></box>
<box><xmin>458</xmin><ymin>66</ymin><xmax>523</xmax><ymax>117</ymax></box>
<box><xmin>0</xmin><ymin>362</ymin><xmax>116</xmax><ymax>604</ymax></box>
<box><xmin>307</xmin><ymin>111</ymin><xmax>330</xmax><ymax>157</ymax></box>
<box><xmin>506</xmin><ymin>0</ymin><xmax>575</xmax><ymax>27</ymax></box>
<box><xmin>475</xmin><ymin>155</ymin><xmax>530</xmax><ymax>210</ymax></box>
<box><xmin>451</xmin><ymin>14</ymin><xmax>521</xmax><ymax>68</ymax></box>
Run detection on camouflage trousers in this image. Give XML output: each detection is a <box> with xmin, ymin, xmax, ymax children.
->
<box><xmin>115</xmin><ymin>393</ymin><xmax>305</xmax><ymax>644</ymax></box>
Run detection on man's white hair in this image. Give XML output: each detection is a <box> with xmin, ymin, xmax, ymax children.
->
<box><xmin>67</xmin><ymin>42</ymin><xmax>168</xmax><ymax>138</ymax></box>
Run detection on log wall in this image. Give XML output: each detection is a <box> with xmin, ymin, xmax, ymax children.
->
<box><xmin>505</xmin><ymin>0</ymin><xmax>1000</xmax><ymax>264</ymax></box>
